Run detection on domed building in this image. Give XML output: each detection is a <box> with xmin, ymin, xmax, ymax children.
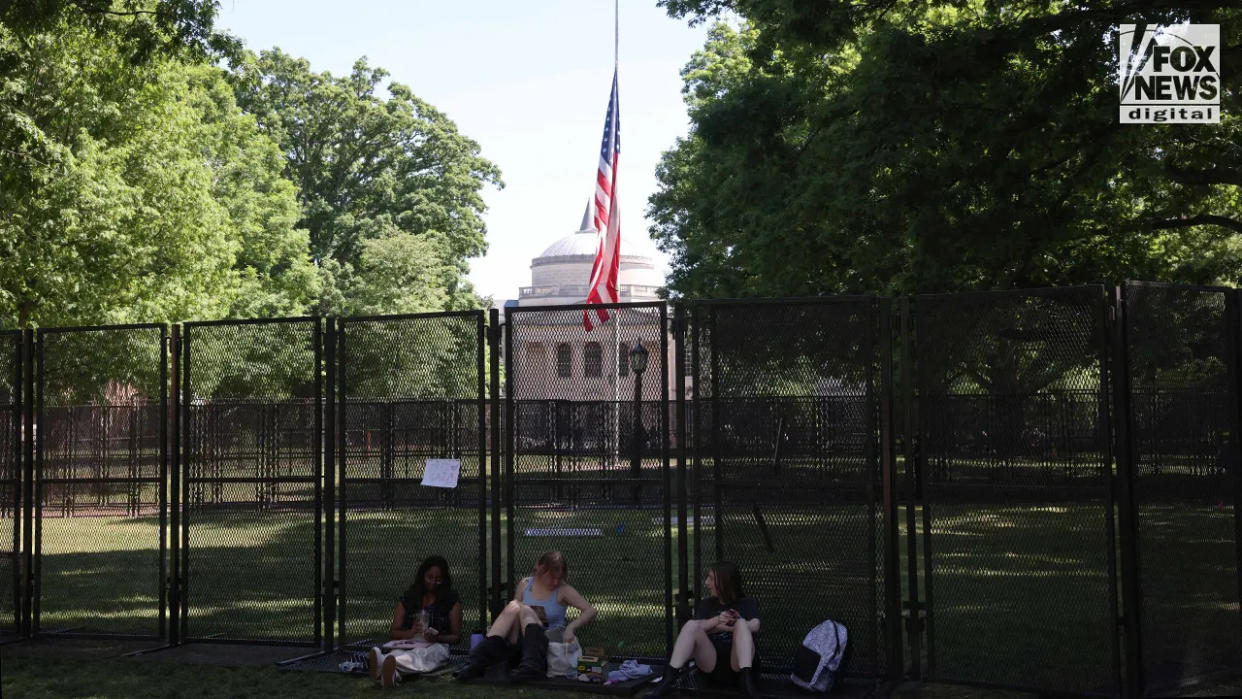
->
<box><xmin>518</xmin><ymin>205</ymin><xmax>662</xmax><ymax>306</ymax></box>
<box><xmin>507</xmin><ymin>204</ymin><xmax>668</xmax><ymax>402</ymax></box>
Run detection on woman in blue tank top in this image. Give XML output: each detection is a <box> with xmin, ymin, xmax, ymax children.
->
<box><xmin>455</xmin><ymin>550</ymin><xmax>597</xmax><ymax>683</ymax></box>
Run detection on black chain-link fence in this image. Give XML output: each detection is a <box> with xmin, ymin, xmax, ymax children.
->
<box><xmin>914</xmin><ymin>287</ymin><xmax>1119</xmax><ymax>695</ymax></box>
<box><xmin>0</xmin><ymin>289</ymin><xmax>1238</xmax><ymax>696</ymax></box>
<box><xmin>505</xmin><ymin>303</ymin><xmax>671</xmax><ymax>660</ymax></box>
<box><xmin>181</xmin><ymin>319</ymin><xmax>321</xmax><ymax>644</ymax></box>
<box><xmin>35</xmin><ymin>325</ymin><xmax>166</xmax><ymax>638</ymax></box>
<box><xmin>336</xmin><ymin>312</ymin><xmax>487</xmax><ymax>647</ymax></box>
<box><xmin>691</xmin><ymin>298</ymin><xmax>896</xmax><ymax>677</ymax></box>
<box><xmin>1121</xmin><ymin>283</ymin><xmax>1242</xmax><ymax>695</ymax></box>
<box><xmin>1</xmin><ymin>331</ymin><xmax>20</xmax><ymax>637</ymax></box>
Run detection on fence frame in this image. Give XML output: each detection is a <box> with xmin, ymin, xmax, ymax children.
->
<box><xmin>504</xmin><ymin>300</ymin><xmax>674</xmax><ymax>659</ymax></box>
<box><xmin>910</xmin><ymin>285</ymin><xmax>1122</xmax><ymax>696</ymax></box>
<box><xmin>32</xmin><ymin>323</ymin><xmax>168</xmax><ymax>640</ymax></box>
<box><xmin>178</xmin><ymin>316</ymin><xmax>322</xmax><ymax>646</ymax></box>
<box><xmin>333</xmin><ymin>310</ymin><xmax>488</xmax><ymax>648</ymax></box>
<box><xmin>687</xmin><ymin>295</ymin><xmax>900</xmax><ymax>678</ymax></box>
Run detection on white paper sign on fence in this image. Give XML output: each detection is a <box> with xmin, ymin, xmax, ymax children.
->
<box><xmin>422</xmin><ymin>459</ymin><xmax>461</xmax><ymax>489</ymax></box>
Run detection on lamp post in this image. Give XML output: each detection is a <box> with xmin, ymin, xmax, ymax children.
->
<box><xmin>629</xmin><ymin>341</ymin><xmax>649</xmax><ymax>505</ymax></box>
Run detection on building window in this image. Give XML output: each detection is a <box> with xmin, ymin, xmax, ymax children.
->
<box><xmin>557</xmin><ymin>343</ymin><xmax>572</xmax><ymax>378</ymax></box>
<box><xmin>617</xmin><ymin>343</ymin><xmax>629</xmax><ymax>377</ymax></box>
<box><xmin>584</xmin><ymin>342</ymin><xmax>602</xmax><ymax>377</ymax></box>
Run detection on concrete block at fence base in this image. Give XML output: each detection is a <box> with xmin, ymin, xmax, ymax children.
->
<box><xmin>524</xmin><ymin>527</ymin><xmax>603</xmax><ymax>537</ymax></box>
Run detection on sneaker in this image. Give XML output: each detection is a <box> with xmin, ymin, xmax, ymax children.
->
<box><xmin>369</xmin><ymin>647</ymin><xmax>383</xmax><ymax>683</ymax></box>
<box><xmin>381</xmin><ymin>654</ymin><xmax>401</xmax><ymax>688</ymax></box>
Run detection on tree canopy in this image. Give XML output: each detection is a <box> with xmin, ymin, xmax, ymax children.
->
<box><xmin>651</xmin><ymin>1</ymin><xmax>1242</xmax><ymax>299</ymax></box>
<box><xmin>231</xmin><ymin>49</ymin><xmax>503</xmax><ymax>315</ymax></box>
<box><xmin>0</xmin><ymin>3</ymin><xmax>501</xmax><ymax>330</ymax></box>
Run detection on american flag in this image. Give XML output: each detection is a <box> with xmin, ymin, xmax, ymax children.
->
<box><xmin>584</xmin><ymin>69</ymin><xmax>620</xmax><ymax>332</ymax></box>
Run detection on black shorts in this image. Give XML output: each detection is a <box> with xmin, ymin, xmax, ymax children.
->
<box><xmin>697</xmin><ymin>638</ymin><xmax>760</xmax><ymax>687</ymax></box>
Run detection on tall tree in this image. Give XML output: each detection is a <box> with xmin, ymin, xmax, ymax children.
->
<box><xmin>0</xmin><ymin>13</ymin><xmax>315</xmax><ymax>328</ymax></box>
<box><xmin>230</xmin><ymin>49</ymin><xmax>504</xmax><ymax>314</ymax></box>
<box><xmin>652</xmin><ymin>2</ymin><xmax>1242</xmax><ymax>299</ymax></box>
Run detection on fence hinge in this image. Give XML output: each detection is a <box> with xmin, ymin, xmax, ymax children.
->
<box><xmin>1107</xmin><ymin>304</ymin><xmax>1117</xmax><ymax>326</ymax></box>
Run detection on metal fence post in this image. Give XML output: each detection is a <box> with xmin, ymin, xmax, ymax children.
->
<box><xmin>169</xmin><ymin>324</ymin><xmax>181</xmax><ymax>645</ymax></box>
<box><xmin>32</xmin><ymin>329</ymin><xmax>43</xmax><ymax>636</ymax></box>
<box><xmin>900</xmin><ymin>297</ymin><xmax>922</xmax><ymax>679</ymax></box>
<box><xmin>673</xmin><ymin>303</ymin><xmax>690</xmax><ymax>626</ymax></box>
<box><xmin>1112</xmin><ymin>285</ymin><xmax>1144</xmax><ymax>698</ymax></box>
<box><xmin>475</xmin><ymin>312</ymin><xmax>488</xmax><ymax>633</ymax></box>
<box><xmin>1098</xmin><ymin>288</ymin><xmax>1123</xmax><ymax>696</ymax></box>
<box><xmin>489</xmin><ymin>308</ymin><xmax>502</xmax><ymax>619</ymax></box>
<box><xmin>20</xmin><ymin>329</ymin><xmax>33</xmax><ymax>639</ymax></box>
<box><xmin>1226</xmin><ymin>291</ymin><xmax>1242</xmax><ymax>676</ymax></box>
<box><xmin>323</xmin><ymin>317</ymin><xmax>336</xmax><ymax>652</ymax></box>
<box><xmin>879</xmin><ymin>298</ymin><xmax>902</xmax><ymax>677</ymax></box>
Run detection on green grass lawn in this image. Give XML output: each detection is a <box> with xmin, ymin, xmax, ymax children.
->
<box><xmin>20</xmin><ymin>454</ymin><xmax>1242</xmax><ymax>698</ymax></box>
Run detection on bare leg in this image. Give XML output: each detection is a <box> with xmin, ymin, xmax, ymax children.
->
<box><xmin>730</xmin><ymin>621</ymin><xmax>755</xmax><ymax>671</ymax></box>
<box><xmin>668</xmin><ymin>620</ymin><xmax>718</xmax><ymax>673</ymax></box>
<box><xmin>488</xmin><ymin>600</ymin><xmax>523</xmax><ymax>642</ymax></box>
<box><xmin>517</xmin><ymin>604</ymin><xmax>541</xmax><ymax>634</ymax></box>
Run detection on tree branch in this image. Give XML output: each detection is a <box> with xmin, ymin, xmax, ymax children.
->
<box><xmin>69</xmin><ymin>1</ymin><xmax>158</xmax><ymax>18</ymax></box>
<box><xmin>1166</xmin><ymin>165</ymin><xmax>1242</xmax><ymax>188</ymax></box>
<box><xmin>1151</xmin><ymin>214</ymin><xmax>1242</xmax><ymax>234</ymax></box>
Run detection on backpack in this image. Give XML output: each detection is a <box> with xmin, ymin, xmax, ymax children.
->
<box><xmin>790</xmin><ymin>619</ymin><xmax>848</xmax><ymax>693</ymax></box>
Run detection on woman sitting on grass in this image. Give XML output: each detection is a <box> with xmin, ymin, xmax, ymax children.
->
<box><xmin>370</xmin><ymin>554</ymin><xmax>462</xmax><ymax>687</ymax></box>
<box><xmin>645</xmin><ymin>561</ymin><xmax>760</xmax><ymax>698</ymax></box>
<box><xmin>455</xmin><ymin>550</ymin><xmax>597</xmax><ymax>683</ymax></box>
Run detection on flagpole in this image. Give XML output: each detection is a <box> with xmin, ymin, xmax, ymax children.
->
<box><xmin>611</xmin><ymin>0</ymin><xmax>620</xmax><ymax>468</ymax></box>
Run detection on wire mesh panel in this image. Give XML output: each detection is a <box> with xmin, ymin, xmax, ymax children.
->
<box><xmin>1122</xmin><ymin>283</ymin><xmax>1242</xmax><ymax>694</ymax></box>
<box><xmin>337</xmin><ymin>312</ymin><xmax>486</xmax><ymax>647</ymax></box>
<box><xmin>915</xmin><ymin>287</ymin><xmax>1117</xmax><ymax>694</ymax></box>
<box><xmin>691</xmin><ymin>299</ymin><xmax>892</xmax><ymax>677</ymax></box>
<box><xmin>1</xmin><ymin>331</ymin><xmax>20</xmax><ymax>636</ymax></box>
<box><xmin>36</xmin><ymin>325</ymin><xmax>166</xmax><ymax>637</ymax></box>
<box><xmin>505</xmin><ymin>303</ymin><xmax>671</xmax><ymax>660</ymax></box>
<box><xmin>182</xmin><ymin>319</ymin><xmax>321</xmax><ymax>643</ymax></box>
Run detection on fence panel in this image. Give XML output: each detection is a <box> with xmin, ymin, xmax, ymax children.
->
<box><xmin>505</xmin><ymin>303</ymin><xmax>671</xmax><ymax>660</ymax></box>
<box><xmin>691</xmin><ymin>298</ymin><xmax>894</xmax><ymax>677</ymax></box>
<box><xmin>337</xmin><ymin>312</ymin><xmax>486</xmax><ymax>648</ymax></box>
<box><xmin>915</xmin><ymin>287</ymin><xmax>1118</xmax><ymax>694</ymax></box>
<box><xmin>1</xmin><ymin>331</ymin><xmax>20</xmax><ymax>637</ymax></box>
<box><xmin>1122</xmin><ymin>283</ymin><xmax>1242</xmax><ymax>695</ymax></box>
<box><xmin>35</xmin><ymin>325</ymin><xmax>166</xmax><ymax>637</ymax></box>
<box><xmin>182</xmin><ymin>318</ymin><xmax>321</xmax><ymax>644</ymax></box>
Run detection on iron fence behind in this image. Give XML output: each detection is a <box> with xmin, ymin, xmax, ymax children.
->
<box><xmin>181</xmin><ymin>318</ymin><xmax>321</xmax><ymax>644</ymax></box>
<box><xmin>35</xmin><ymin>325</ymin><xmax>166</xmax><ymax>638</ymax></box>
<box><xmin>505</xmin><ymin>302</ymin><xmax>672</xmax><ymax>660</ymax></box>
<box><xmin>336</xmin><ymin>312</ymin><xmax>486</xmax><ymax>648</ymax></box>
<box><xmin>915</xmin><ymin>287</ymin><xmax>1118</xmax><ymax>695</ymax></box>
<box><xmin>1</xmin><ymin>331</ymin><xmax>20</xmax><ymax>636</ymax></box>
<box><xmin>691</xmin><ymin>298</ymin><xmax>895</xmax><ymax>678</ymax></box>
<box><xmin>1121</xmin><ymin>283</ymin><xmax>1242</xmax><ymax>695</ymax></box>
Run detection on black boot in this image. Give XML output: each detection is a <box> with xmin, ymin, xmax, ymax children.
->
<box><xmin>740</xmin><ymin>666</ymin><xmax>760</xmax><ymax>698</ymax></box>
<box><xmin>643</xmin><ymin>664</ymin><xmax>683</xmax><ymax>699</ymax></box>
<box><xmin>455</xmin><ymin>635</ymin><xmax>507</xmax><ymax>681</ymax></box>
<box><xmin>507</xmin><ymin>623</ymin><xmax>548</xmax><ymax>683</ymax></box>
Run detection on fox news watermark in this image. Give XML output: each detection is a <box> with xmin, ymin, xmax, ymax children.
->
<box><xmin>1119</xmin><ymin>24</ymin><xmax>1219</xmax><ymax>124</ymax></box>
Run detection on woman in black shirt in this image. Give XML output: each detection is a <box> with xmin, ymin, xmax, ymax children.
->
<box><xmin>646</xmin><ymin>561</ymin><xmax>760</xmax><ymax>698</ymax></box>
<box><xmin>369</xmin><ymin>554</ymin><xmax>463</xmax><ymax>686</ymax></box>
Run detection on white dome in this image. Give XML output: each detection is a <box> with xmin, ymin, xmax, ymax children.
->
<box><xmin>538</xmin><ymin>230</ymin><xmax>600</xmax><ymax>258</ymax></box>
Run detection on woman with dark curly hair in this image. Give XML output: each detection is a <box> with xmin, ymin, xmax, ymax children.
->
<box><xmin>369</xmin><ymin>554</ymin><xmax>462</xmax><ymax>687</ymax></box>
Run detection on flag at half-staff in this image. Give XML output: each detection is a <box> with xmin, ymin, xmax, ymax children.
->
<box><xmin>584</xmin><ymin>69</ymin><xmax>620</xmax><ymax>332</ymax></box>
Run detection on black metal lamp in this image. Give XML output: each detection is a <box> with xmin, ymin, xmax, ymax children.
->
<box><xmin>629</xmin><ymin>341</ymin><xmax>649</xmax><ymax>376</ymax></box>
<box><xmin>629</xmin><ymin>341</ymin><xmax>649</xmax><ymax>503</ymax></box>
